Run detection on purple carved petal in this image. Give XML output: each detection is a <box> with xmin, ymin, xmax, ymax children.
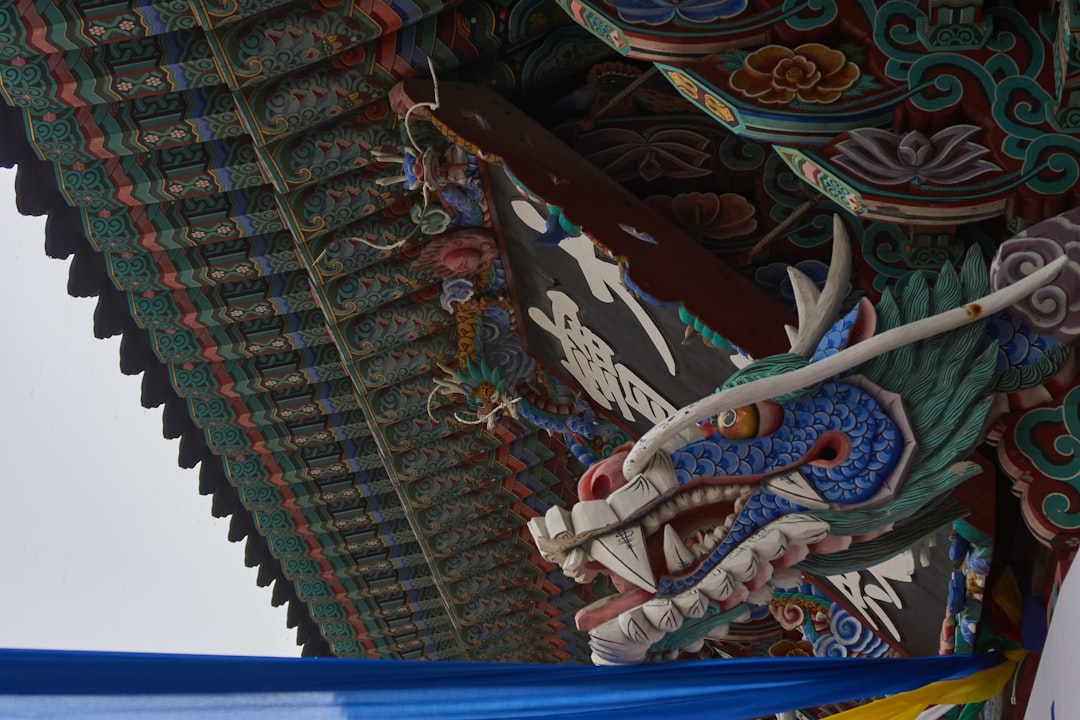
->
<box><xmin>918</xmin><ymin>157</ymin><xmax>999</xmax><ymax>184</ymax></box>
<box><xmin>832</xmin><ymin>139</ymin><xmax>916</xmax><ymax>185</ymax></box>
<box><xmin>897</xmin><ymin>132</ymin><xmax>932</xmax><ymax>168</ymax></box>
<box><xmin>915</xmin><ymin>124</ymin><xmax>999</xmax><ymax>183</ymax></box>
<box><xmin>927</xmin><ymin>124</ymin><xmax>983</xmax><ymax>158</ymax></box>
<box><xmin>830</xmin><ymin>124</ymin><xmax>999</xmax><ymax>186</ymax></box>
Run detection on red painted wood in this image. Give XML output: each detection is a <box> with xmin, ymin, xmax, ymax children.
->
<box><xmin>394</xmin><ymin>79</ymin><xmax>797</xmax><ymax>358</ymax></box>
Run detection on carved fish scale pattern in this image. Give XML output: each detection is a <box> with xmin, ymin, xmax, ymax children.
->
<box><xmin>673</xmin><ymin>381</ymin><xmax>902</xmax><ymax>500</ymax></box>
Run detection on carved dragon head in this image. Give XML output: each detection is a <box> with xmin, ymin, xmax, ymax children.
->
<box><xmin>529</xmin><ymin>216</ymin><xmax>1070</xmax><ymax>664</ymax></box>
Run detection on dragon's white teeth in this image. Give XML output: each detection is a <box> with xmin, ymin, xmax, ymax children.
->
<box><xmin>643</xmin><ymin>598</ymin><xmax>683</xmax><ymax>633</ymax></box>
<box><xmin>608</xmin><ymin>474</ymin><xmax>663</xmax><ymax>521</ymax></box>
<box><xmin>545</xmin><ymin>505</ymin><xmax>574</xmax><ymax>539</ymax></box>
<box><xmin>744</xmin><ymin>527</ymin><xmax>786</xmax><ymax>561</ymax></box>
<box><xmin>527</xmin><ymin>516</ymin><xmax>548</xmax><ymax>542</ymax></box>
<box><xmin>572</xmin><ymin>499</ymin><xmax>618</xmax><ymax>534</ymax></box>
<box><xmin>619</xmin><ymin>607</ymin><xmax>666</xmax><ymax>645</ymax></box>
<box><xmin>772</xmin><ymin>514</ymin><xmax>830</xmax><ymax>544</ymax></box>
<box><xmin>642</xmin><ymin>514</ymin><xmax>661</xmax><ymax>536</ymax></box>
<box><xmin>589</xmin><ymin>617</ymin><xmax>649</xmax><ymax>666</ymax></box>
<box><xmin>698</xmin><ymin>566</ymin><xmax>734</xmax><ymax>601</ymax></box>
<box><xmin>672</xmin><ymin>588</ymin><xmax>709</xmax><ymax>618</ymax></box>
<box><xmin>642</xmin><ymin>451</ymin><xmax>677</xmax><ymax>485</ymax></box>
<box><xmin>764</xmin><ymin>471</ymin><xmax>830</xmax><ymax>509</ymax></box>
<box><xmin>663</xmin><ymin>524</ymin><xmax>696</xmax><ymax>573</ymax></box>
<box><xmin>590</xmin><ymin>524</ymin><xmax>656</xmax><ymax>592</ymax></box>
<box><xmin>719</xmin><ymin>545</ymin><xmax>757</xmax><ymax>583</ymax></box>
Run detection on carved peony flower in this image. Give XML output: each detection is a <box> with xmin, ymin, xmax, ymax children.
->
<box><xmin>605</xmin><ymin>0</ymin><xmax>747</xmax><ymax>25</ymax></box>
<box><xmin>645</xmin><ymin>192</ymin><xmax>757</xmax><ymax>242</ymax></box>
<box><xmin>729</xmin><ymin>44</ymin><xmax>860</xmax><ymax>105</ymax></box>
<box><xmin>830</xmin><ymin>125</ymin><xmax>1001</xmax><ymax>186</ymax></box>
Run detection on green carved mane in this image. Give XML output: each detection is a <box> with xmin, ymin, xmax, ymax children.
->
<box><xmin>801</xmin><ymin>248</ymin><xmax>997</xmax><ymax>575</ymax></box>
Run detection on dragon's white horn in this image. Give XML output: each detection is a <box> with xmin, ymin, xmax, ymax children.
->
<box><xmin>623</xmin><ymin>253</ymin><xmax>1069</xmax><ymax>480</ymax></box>
<box><xmin>376</xmin><ymin>175</ymin><xmax>407</xmax><ymax>187</ymax></box>
<box><xmin>371</xmin><ymin>150</ymin><xmax>405</xmax><ymax>163</ymax></box>
<box><xmin>788</xmin><ymin>215</ymin><xmax>852</xmax><ymax>357</ymax></box>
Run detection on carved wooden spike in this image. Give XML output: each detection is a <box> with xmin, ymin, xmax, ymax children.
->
<box><xmin>763</xmin><ymin>471</ymin><xmax>830</xmax><ymax>509</ymax></box>
<box><xmin>789</xmin><ymin>215</ymin><xmax>852</xmax><ymax>357</ymax></box>
<box><xmin>663</xmin><ymin>524</ymin><xmax>696</xmax><ymax>573</ymax></box>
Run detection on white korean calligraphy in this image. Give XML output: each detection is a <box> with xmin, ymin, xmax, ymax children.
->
<box><xmin>829</xmin><ymin>550</ymin><xmax>916</xmax><ymax>643</ymax></box>
<box><xmin>511</xmin><ymin>198</ymin><xmax>676</xmax><ymax>375</ymax></box>
<box><xmin>529</xmin><ymin>290</ymin><xmax>676</xmax><ymax>425</ymax></box>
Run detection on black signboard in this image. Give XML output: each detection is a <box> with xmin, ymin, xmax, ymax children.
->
<box><xmin>487</xmin><ymin>164</ymin><xmax>737</xmax><ymax>436</ymax></box>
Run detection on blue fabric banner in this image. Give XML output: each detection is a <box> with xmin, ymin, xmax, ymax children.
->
<box><xmin>0</xmin><ymin>648</ymin><xmax>1003</xmax><ymax>719</ymax></box>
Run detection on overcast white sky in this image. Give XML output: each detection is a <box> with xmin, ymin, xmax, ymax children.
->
<box><xmin>0</xmin><ymin>167</ymin><xmax>301</xmax><ymax>657</ymax></box>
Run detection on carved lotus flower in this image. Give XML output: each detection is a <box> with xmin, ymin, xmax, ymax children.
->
<box><xmin>578</xmin><ymin>127</ymin><xmax>712</xmax><ymax>182</ymax></box>
<box><xmin>645</xmin><ymin>192</ymin><xmax>757</xmax><ymax>242</ymax></box>
<box><xmin>830</xmin><ymin>125</ymin><xmax>1001</xmax><ymax>186</ymax></box>
<box><xmin>729</xmin><ymin>44</ymin><xmax>860</xmax><ymax>105</ymax></box>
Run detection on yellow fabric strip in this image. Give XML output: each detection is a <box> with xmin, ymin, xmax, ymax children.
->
<box><xmin>822</xmin><ymin>655</ymin><xmax>1018</xmax><ymax>720</ymax></box>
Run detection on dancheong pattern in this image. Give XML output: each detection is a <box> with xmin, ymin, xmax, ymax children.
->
<box><xmin>5</xmin><ymin>4</ymin><xmax>1079</xmax><ymax>707</ymax></box>
<box><xmin>0</xmin><ymin>0</ymin><xmax>616</xmax><ymax>662</ymax></box>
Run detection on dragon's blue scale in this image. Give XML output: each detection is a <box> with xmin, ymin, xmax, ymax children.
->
<box><xmin>811</xmin><ymin>308</ymin><xmax>858</xmax><ymax>363</ymax></box>
<box><xmin>700</xmin><ymin>443</ymin><xmax>724</xmax><ymax>462</ymax></box>
<box><xmin>657</xmin><ymin>379</ymin><xmax>907</xmax><ymax>594</ymax></box>
<box><xmin>746</xmin><ymin>446</ymin><xmax>768</xmax><ymax>474</ymax></box>
<box><xmin>717</xmin><ymin>454</ymin><xmax>742</xmax><ymax>475</ymax></box>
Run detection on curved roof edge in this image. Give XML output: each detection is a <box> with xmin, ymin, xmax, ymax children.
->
<box><xmin>0</xmin><ymin>101</ymin><xmax>331</xmax><ymax>658</ymax></box>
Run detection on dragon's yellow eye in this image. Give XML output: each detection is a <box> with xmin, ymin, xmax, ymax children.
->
<box><xmin>717</xmin><ymin>405</ymin><xmax>760</xmax><ymax>440</ymax></box>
